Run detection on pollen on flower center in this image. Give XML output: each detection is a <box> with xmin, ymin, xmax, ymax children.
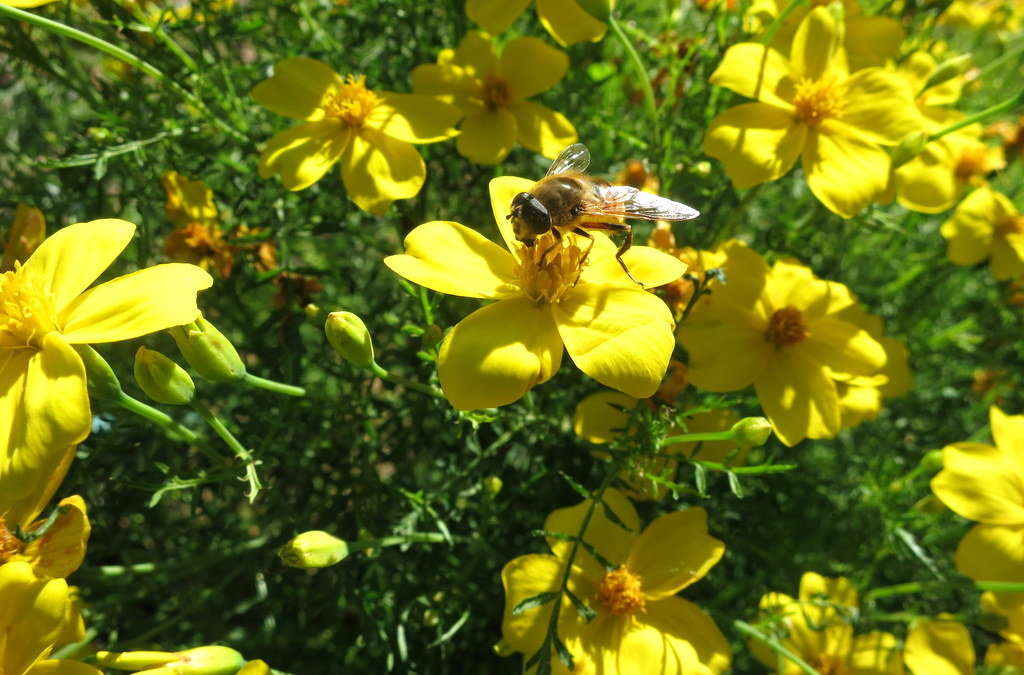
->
<box><xmin>0</xmin><ymin>518</ymin><xmax>22</xmax><ymax>561</ymax></box>
<box><xmin>480</xmin><ymin>72</ymin><xmax>514</xmax><ymax>109</ymax></box>
<box><xmin>809</xmin><ymin>654</ymin><xmax>848</xmax><ymax>675</ymax></box>
<box><xmin>996</xmin><ymin>215</ymin><xmax>1024</xmax><ymax>237</ymax></box>
<box><xmin>596</xmin><ymin>566</ymin><xmax>646</xmax><ymax>616</ymax></box>
<box><xmin>954</xmin><ymin>146</ymin><xmax>997</xmax><ymax>182</ymax></box>
<box><xmin>766</xmin><ymin>306</ymin><xmax>808</xmax><ymax>347</ymax></box>
<box><xmin>0</xmin><ymin>262</ymin><xmax>58</xmax><ymax>351</ymax></box>
<box><xmin>513</xmin><ymin>233</ymin><xmax>588</xmax><ymax>304</ymax></box>
<box><xmin>792</xmin><ymin>77</ymin><xmax>844</xmax><ymax>125</ymax></box>
<box><xmin>324</xmin><ymin>74</ymin><xmax>378</xmax><ymax>127</ymax></box>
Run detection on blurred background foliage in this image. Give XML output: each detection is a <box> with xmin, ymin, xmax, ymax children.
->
<box><xmin>2</xmin><ymin>0</ymin><xmax>1024</xmax><ymax>671</ymax></box>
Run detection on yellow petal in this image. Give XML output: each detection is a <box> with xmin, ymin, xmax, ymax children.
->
<box><xmin>707</xmin><ymin>239</ymin><xmax>771</xmax><ymax>308</ymax></box>
<box><xmin>545</xmin><ymin>488</ymin><xmax>639</xmax><ymax>580</ymax></box>
<box><xmin>489</xmin><ymin>175</ymin><xmax>536</xmax><ymax>255</ymax></box>
<box><xmin>991</xmin><ymin>405</ymin><xmax>1024</xmax><ymax>482</ymax></box>
<box><xmin>799</xmin><ymin>571</ymin><xmax>857</xmax><ymax>607</ymax></box>
<box><xmin>14</xmin><ymin>495</ymin><xmax>90</xmax><ymax>579</ymax></box>
<box><xmin>931</xmin><ymin>441</ymin><xmax>1024</xmax><ymax>524</ymax></box>
<box><xmin>990</xmin><ymin>233</ymin><xmax>1024</xmax><ymax>281</ymax></box>
<box><xmin>802</xmin><ymin>317</ymin><xmax>887</xmax><ymax>378</ymax></box>
<box><xmin>368</xmin><ymin>94</ymin><xmax>461</xmax><ymax>143</ymax></box>
<box><xmin>704</xmin><ymin>103</ymin><xmax>805</xmax><ymax>189</ymax></box>
<box><xmin>251</xmin><ymin>57</ymin><xmax>341</xmax><ymax>121</ymax></box>
<box><xmin>904</xmin><ymin>620</ymin><xmax>976</xmax><ymax>675</ymax></box>
<box><xmin>0</xmin><ymin>561</ymin><xmax>67</xmax><ymax>675</ymax></box>
<box><xmin>410</xmin><ymin>63</ymin><xmax>476</xmax><ymax>105</ymax></box>
<box><xmin>710</xmin><ymin>43</ymin><xmax>794</xmax><ymax>107</ymax></box>
<box><xmin>642</xmin><ymin>597</ymin><xmax>732</xmax><ymax>674</ymax></box>
<box><xmin>451</xmin><ymin>30</ymin><xmax>499</xmax><ymax>75</ymax></box>
<box><xmin>500</xmin><ymin>36</ymin><xmax>569</xmax><ymax>99</ymax></box>
<box><xmin>584</xmin><ymin>244</ymin><xmax>687</xmax><ymax>289</ymax></box>
<box><xmin>846</xmin><ymin>15</ymin><xmax>904</xmax><ymax>70</ymax></box>
<box><xmin>501</xmin><ymin>553</ymin><xmax>564</xmax><ymax>656</ymax></box>
<box><xmin>839</xmin><ymin>69</ymin><xmax>923</xmax><ymax>145</ymax></box>
<box><xmin>464</xmin><ymin>0</ymin><xmax>530</xmax><ymax>37</ymax></box>
<box><xmin>0</xmin><ymin>444</ymin><xmax>76</xmax><ymax>528</ymax></box>
<box><xmin>679</xmin><ymin>304</ymin><xmax>771</xmax><ymax>392</ymax></box>
<box><xmin>584</xmin><ymin>617</ymin><xmax>703</xmax><ymax>674</ymax></box>
<box><xmin>58</xmin><ymin>264</ymin><xmax>211</xmax><ymax>344</ymax></box>
<box><xmin>258</xmin><ymin>120</ymin><xmax>352</xmax><ymax>191</ymax></box>
<box><xmin>28</xmin><ymin>661</ymin><xmax>104</xmax><ymax>674</ymax></box>
<box><xmin>0</xmin><ymin>337</ymin><xmax>89</xmax><ymax>501</ymax></box>
<box><xmin>849</xmin><ymin>631</ymin><xmax>904</xmax><ymax>675</ymax></box>
<box><xmin>940</xmin><ymin>187</ymin><xmax>999</xmax><ymax>265</ymax></box>
<box><xmin>508</xmin><ymin>100</ymin><xmax>577</xmax><ymax>159</ymax></box>
<box><xmin>341</xmin><ymin>128</ymin><xmax>426</xmax><ymax>214</ymax></box>
<box><xmin>456</xmin><ymin>108</ymin><xmax>518</xmax><ymax>164</ymax></box>
<box><xmin>956</xmin><ymin>524</ymin><xmax>1024</xmax><ymax>592</ymax></box>
<box><xmin>754</xmin><ymin>348</ymin><xmax>840</xmax><ymax>446</ymax></box>
<box><xmin>536</xmin><ymin>0</ymin><xmax>608</xmax><ymax>46</ymax></box>
<box><xmin>790</xmin><ymin>6</ymin><xmax>847</xmax><ymax>82</ymax></box>
<box><xmin>554</xmin><ymin>284</ymin><xmax>675</xmax><ymax>399</ymax></box>
<box><xmin>383</xmin><ymin>221</ymin><xmax>518</xmax><ymax>299</ymax></box>
<box><xmin>437</xmin><ymin>295</ymin><xmax>563</xmax><ymax>409</ymax></box>
<box><xmin>896</xmin><ymin>139</ymin><xmax>961</xmax><ymax>214</ymax></box>
<box><xmin>802</xmin><ymin>125</ymin><xmax>890</xmax><ymax>219</ymax></box>
<box><xmin>838</xmin><ymin>383</ymin><xmax>883</xmax><ymax>429</ymax></box>
<box><xmin>22</xmin><ymin>219</ymin><xmax>135</xmax><ymax>315</ymax></box>
<box><xmin>572</xmin><ymin>390</ymin><xmax>637</xmax><ymax>444</ymax></box>
<box><xmin>627</xmin><ymin>507</ymin><xmax>725</xmax><ymax>599</ymax></box>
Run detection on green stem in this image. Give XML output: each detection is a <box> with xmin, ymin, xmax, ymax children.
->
<box><xmin>660</xmin><ymin>430</ymin><xmax>734</xmax><ymax>447</ymax></box>
<box><xmin>733</xmin><ymin>620</ymin><xmax>821</xmax><ymax>675</ymax></box>
<box><xmin>115</xmin><ymin>392</ymin><xmax>199</xmax><ymax>444</ymax></box>
<box><xmin>369</xmin><ymin>361</ymin><xmax>444</xmax><ymax>398</ymax></box>
<box><xmin>347</xmin><ymin>532</ymin><xmax>451</xmax><ymax>554</ymax></box>
<box><xmin>125</xmin><ymin>5</ymin><xmax>200</xmax><ymax>72</ymax></box>
<box><xmin>928</xmin><ymin>89</ymin><xmax>1024</xmax><ymax>143</ymax></box>
<box><xmin>973</xmin><ymin>41</ymin><xmax>1024</xmax><ymax>83</ymax></box>
<box><xmin>859</xmin><ymin>578</ymin><xmax>1024</xmax><ymax>600</ymax></box>
<box><xmin>608</xmin><ymin>16</ymin><xmax>660</xmax><ymax>142</ymax></box>
<box><xmin>758</xmin><ymin>0</ymin><xmax>807</xmax><ymax>45</ymax></box>
<box><xmin>242</xmin><ymin>372</ymin><xmax>306</xmax><ymax>397</ymax></box>
<box><xmin>0</xmin><ymin>4</ymin><xmax>246</xmax><ymax>142</ymax></box>
<box><xmin>190</xmin><ymin>400</ymin><xmax>262</xmax><ymax>502</ymax></box>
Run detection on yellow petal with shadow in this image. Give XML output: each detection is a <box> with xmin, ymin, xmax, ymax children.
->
<box><xmin>341</xmin><ymin>128</ymin><xmax>426</xmax><ymax>215</ymax></box>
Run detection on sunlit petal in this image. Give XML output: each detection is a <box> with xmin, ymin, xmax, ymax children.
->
<box><xmin>257</xmin><ymin>120</ymin><xmax>352</xmax><ymax>191</ymax></box>
<box><xmin>457</xmin><ymin>108</ymin><xmax>518</xmax><ymax>164</ymax></box>
<box><xmin>679</xmin><ymin>304</ymin><xmax>771</xmax><ymax>392</ymax></box>
<box><xmin>643</xmin><ymin>597</ymin><xmax>732</xmax><ymax>674</ymax></box>
<box><xmin>754</xmin><ymin>348</ymin><xmax>840</xmax><ymax>446</ymax></box>
<box><xmin>904</xmin><ymin>620</ymin><xmax>975</xmax><ymax>675</ymax></box>
<box><xmin>627</xmin><ymin>508</ymin><xmax>724</xmax><ymax>598</ymax></box>
<box><xmin>932</xmin><ymin>441</ymin><xmax>1024</xmax><ymax>524</ymax></box>
<box><xmin>790</xmin><ymin>6</ymin><xmax>847</xmax><ymax>81</ymax></box>
<box><xmin>710</xmin><ymin>43</ymin><xmax>794</xmax><ymax>107</ymax></box>
<box><xmin>0</xmin><ymin>562</ymin><xmax>67</xmax><ymax>675</ymax></box>
<box><xmin>368</xmin><ymin>94</ymin><xmax>461</xmax><ymax>143</ymax></box>
<box><xmin>545</xmin><ymin>488</ymin><xmax>639</xmax><ymax>580</ymax></box>
<box><xmin>802</xmin><ymin>125</ymin><xmax>890</xmax><ymax>219</ymax></box>
<box><xmin>509</xmin><ymin>100</ymin><xmax>577</xmax><ymax>159</ymax></box>
<box><xmin>341</xmin><ymin>128</ymin><xmax>426</xmax><ymax>215</ymax></box>
<box><xmin>536</xmin><ymin>0</ymin><xmax>608</xmax><ymax>45</ymax></box>
<box><xmin>501</xmin><ymin>553</ymin><xmax>564</xmax><ymax>656</ymax></box>
<box><xmin>704</xmin><ymin>103</ymin><xmax>805</xmax><ymax>189</ymax></box>
<box><xmin>251</xmin><ymin>57</ymin><xmax>342</xmax><ymax>121</ymax></box>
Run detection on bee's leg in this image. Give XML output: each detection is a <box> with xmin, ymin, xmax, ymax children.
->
<box><xmin>581</xmin><ymin>223</ymin><xmax>644</xmax><ymax>288</ymax></box>
<box><xmin>539</xmin><ymin>228</ymin><xmax>563</xmax><ymax>264</ymax></box>
<box><xmin>570</xmin><ymin>227</ymin><xmax>597</xmax><ymax>267</ymax></box>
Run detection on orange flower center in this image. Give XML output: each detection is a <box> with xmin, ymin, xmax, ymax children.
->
<box><xmin>793</xmin><ymin>76</ymin><xmax>844</xmax><ymax>126</ymax></box>
<box><xmin>809</xmin><ymin>654</ymin><xmax>848</xmax><ymax>675</ymax></box>
<box><xmin>480</xmin><ymin>72</ymin><xmax>514</xmax><ymax>109</ymax></box>
<box><xmin>954</xmin><ymin>146</ymin><xmax>1000</xmax><ymax>183</ymax></box>
<box><xmin>597</xmin><ymin>566</ymin><xmax>646</xmax><ymax>615</ymax></box>
<box><xmin>0</xmin><ymin>262</ymin><xmax>58</xmax><ymax>351</ymax></box>
<box><xmin>324</xmin><ymin>75</ymin><xmax>378</xmax><ymax>127</ymax></box>
<box><xmin>514</xmin><ymin>233</ymin><xmax>588</xmax><ymax>304</ymax></box>
<box><xmin>996</xmin><ymin>215</ymin><xmax>1024</xmax><ymax>237</ymax></box>
<box><xmin>766</xmin><ymin>306</ymin><xmax>808</xmax><ymax>347</ymax></box>
<box><xmin>0</xmin><ymin>518</ymin><xmax>21</xmax><ymax>562</ymax></box>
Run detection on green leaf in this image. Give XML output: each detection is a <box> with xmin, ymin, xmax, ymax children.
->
<box><xmin>512</xmin><ymin>591</ymin><xmax>560</xmax><ymax>615</ymax></box>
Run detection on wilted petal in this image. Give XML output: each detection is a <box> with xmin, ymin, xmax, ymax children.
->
<box><xmin>437</xmin><ymin>296</ymin><xmax>563</xmax><ymax>410</ymax></box>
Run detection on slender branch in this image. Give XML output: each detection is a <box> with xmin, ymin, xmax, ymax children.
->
<box><xmin>608</xmin><ymin>16</ymin><xmax>660</xmax><ymax>143</ymax></box>
<box><xmin>242</xmin><ymin>372</ymin><xmax>306</xmax><ymax>397</ymax></box>
<box><xmin>734</xmin><ymin>620</ymin><xmax>821</xmax><ymax>675</ymax></box>
<box><xmin>369</xmin><ymin>362</ymin><xmax>445</xmax><ymax>398</ymax></box>
<box><xmin>928</xmin><ymin>89</ymin><xmax>1024</xmax><ymax>143</ymax></box>
<box><xmin>190</xmin><ymin>400</ymin><xmax>262</xmax><ymax>502</ymax></box>
<box><xmin>115</xmin><ymin>392</ymin><xmax>199</xmax><ymax>445</ymax></box>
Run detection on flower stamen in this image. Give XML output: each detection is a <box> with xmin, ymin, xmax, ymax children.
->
<box><xmin>0</xmin><ymin>262</ymin><xmax>58</xmax><ymax>351</ymax></box>
<box><xmin>766</xmin><ymin>306</ymin><xmax>808</xmax><ymax>347</ymax></box>
<box><xmin>596</xmin><ymin>566</ymin><xmax>646</xmax><ymax>616</ymax></box>
<box><xmin>513</xmin><ymin>233</ymin><xmax>587</xmax><ymax>304</ymax></box>
<box><xmin>809</xmin><ymin>654</ymin><xmax>849</xmax><ymax>675</ymax></box>
<box><xmin>324</xmin><ymin>75</ymin><xmax>378</xmax><ymax>127</ymax></box>
<box><xmin>480</xmin><ymin>72</ymin><xmax>514</xmax><ymax>110</ymax></box>
<box><xmin>792</xmin><ymin>77</ymin><xmax>844</xmax><ymax>125</ymax></box>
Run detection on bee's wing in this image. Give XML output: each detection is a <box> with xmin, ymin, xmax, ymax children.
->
<box><xmin>545</xmin><ymin>143</ymin><xmax>591</xmax><ymax>176</ymax></box>
<box><xmin>586</xmin><ymin>185</ymin><xmax>701</xmax><ymax>221</ymax></box>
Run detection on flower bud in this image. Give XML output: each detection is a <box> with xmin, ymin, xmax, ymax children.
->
<box><xmin>729</xmin><ymin>417</ymin><xmax>772</xmax><ymax>446</ymax></box>
<box><xmin>576</xmin><ymin>0</ymin><xmax>612</xmax><ymax>21</ymax></box>
<box><xmin>493</xmin><ymin>639</ymin><xmax>515</xmax><ymax>657</ymax></box>
<box><xmin>278</xmin><ymin>530</ymin><xmax>349</xmax><ymax>568</ymax></box>
<box><xmin>303</xmin><ymin>303</ymin><xmax>326</xmax><ymax>324</ymax></box>
<box><xmin>134</xmin><ymin>347</ymin><xmax>195</xmax><ymax>405</ymax></box>
<box><xmin>325</xmin><ymin>311</ymin><xmax>374</xmax><ymax>368</ymax></box>
<box><xmin>912</xmin><ymin>494</ymin><xmax>947</xmax><ymax>514</ymax></box>
<box><xmin>97</xmin><ymin>646</ymin><xmax>245</xmax><ymax>674</ymax></box>
<box><xmin>168</xmin><ymin>315</ymin><xmax>246</xmax><ymax>383</ymax></box>
<box><xmin>890</xmin><ymin>131</ymin><xmax>929</xmax><ymax>169</ymax></box>
<box><xmin>690</xmin><ymin>160</ymin><xmax>713</xmax><ymax>178</ymax></box>
<box><xmin>422</xmin><ymin>609</ymin><xmax>441</xmax><ymax>627</ymax></box>
<box><xmin>923</xmin><ymin>53</ymin><xmax>972</xmax><ymax>93</ymax></box>
<box><xmin>484</xmin><ymin>476</ymin><xmax>503</xmax><ymax>497</ymax></box>
<box><xmin>73</xmin><ymin>344</ymin><xmax>123</xmax><ymax>400</ymax></box>
<box><xmin>919</xmin><ymin>448</ymin><xmax>945</xmax><ymax>474</ymax></box>
<box><xmin>422</xmin><ymin>324</ymin><xmax>443</xmax><ymax>350</ymax></box>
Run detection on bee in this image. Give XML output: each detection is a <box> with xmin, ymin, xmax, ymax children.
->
<box><xmin>507</xmin><ymin>143</ymin><xmax>700</xmax><ymax>287</ymax></box>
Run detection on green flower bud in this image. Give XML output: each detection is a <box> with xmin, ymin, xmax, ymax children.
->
<box><xmin>729</xmin><ymin>417</ymin><xmax>773</xmax><ymax>446</ymax></box>
<box><xmin>97</xmin><ymin>646</ymin><xmax>246</xmax><ymax>674</ymax></box>
<box><xmin>134</xmin><ymin>347</ymin><xmax>195</xmax><ymax>405</ymax></box>
<box><xmin>422</xmin><ymin>324</ymin><xmax>443</xmax><ymax>349</ymax></box>
<box><xmin>576</xmin><ymin>0</ymin><xmax>612</xmax><ymax>21</ymax></box>
<box><xmin>278</xmin><ymin>530</ymin><xmax>349</xmax><ymax>568</ymax></box>
<box><xmin>493</xmin><ymin>639</ymin><xmax>515</xmax><ymax>657</ymax></box>
<box><xmin>87</xmin><ymin>126</ymin><xmax>115</xmax><ymax>144</ymax></box>
<box><xmin>919</xmin><ymin>448</ymin><xmax>945</xmax><ymax>474</ymax></box>
<box><xmin>923</xmin><ymin>54</ymin><xmax>972</xmax><ymax>93</ymax></box>
<box><xmin>73</xmin><ymin>344</ymin><xmax>123</xmax><ymax>400</ymax></box>
<box><xmin>912</xmin><ymin>494</ymin><xmax>947</xmax><ymax>514</ymax></box>
<box><xmin>325</xmin><ymin>311</ymin><xmax>374</xmax><ymax>368</ymax></box>
<box><xmin>690</xmin><ymin>160</ymin><xmax>713</xmax><ymax>178</ymax></box>
<box><xmin>168</xmin><ymin>315</ymin><xmax>246</xmax><ymax>383</ymax></box>
<box><xmin>483</xmin><ymin>476</ymin><xmax>503</xmax><ymax>497</ymax></box>
<box><xmin>423</xmin><ymin>608</ymin><xmax>441</xmax><ymax>627</ymax></box>
<box><xmin>890</xmin><ymin>131</ymin><xmax>930</xmax><ymax>169</ymax></box>
<box><xmin>304</xmin><ymin>303</ymin><xmax>326</xmax><ymax>324</ymax></box>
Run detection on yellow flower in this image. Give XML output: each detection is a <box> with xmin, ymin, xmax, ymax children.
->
<box><xmin>161</xmin><ymin>172</ymin><xmax>235</xmax><ymax>278</ymax></box>
<box><xmin>0</xmin><ymin>0</ymin><xmax>59</xmax><ymax>7</ymax></box>
<box><xmin>940</xmin><ymin>0</ymin><xmax>1024</xmax><ymax>31</ymax></box>
<box><xmin>384</xmin><ymin>176</ymin><xmax>684</xmax><ymax>410</ymax></box>
<box><xmin>751</xmin><ymin>572</ymin><xmax>903</xmax><ymax>675</ymax></box>
<box><xmin>678</xmin><ymin>240</ymin><xmax>887</xmax><ymax>446</ymax></box>
<box><xmin>464</xmin><ymin>0</ymin><xmax>612</xmax><ymax>46</ymax></box>
<box><xmin>412</xmin><ymin>31</ymin><xmax>577</xmax><ymax>164</ymax></box>
<box><xmin>981</xmin><ymin>592</ymin><xmax>1024</xmax><ymax>667</ymax></box>
<box><xmin>1</xmin><ymin>495</ymin><xmax>90</xmax><ymax>579</ymax></box>
<box><xmin>940</xmin><ymin>187</ymin><xmax>1024</xmax><ymax>280</ymax></box>
<box><xmin>903</xmin><ymin>618</ymin><xmax>975</xmax><ymax>675</ymax></box>
<box><xmin>704</xmin><ymin>6</ymin><xmax>923</xmax><ymax>218</ymax></box>
<box><xmin>0</xmin><ymin>560</ymin><xmax>101</xmax><ymax>675</ymax></box>
<box><xmin>253</xmin><ymin>58</ymin><xmax>461</xmax><ymax>213</ymax></box>
<box><xmin>573</xmin><ymin>390</ymin><xmax>744</xmax><ymax>500</ymax></box>
<box><xmin>0</xmin><ymin>219</ymin><xmax>212</xmax><ymax>502</ymax></box>
<box><xmin>2</xmin><ymin>204</ymin><xmax>46</xmax><ymax>271</ymax></box>
<box><xmin>501</xmin><ymin>488</ymin><xmax>730</xmax><ymax>673</ymax></box>
<box><xmin>744</xmin><ymin>0</ymin><xmax>904</xmax><ymax>72</ymax></box>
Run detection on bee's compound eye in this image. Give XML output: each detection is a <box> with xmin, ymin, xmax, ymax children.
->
<box><xmin>515</xmin><ymin>193</ymin><xmax>550</xmax><ymax>236</ymax></box>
